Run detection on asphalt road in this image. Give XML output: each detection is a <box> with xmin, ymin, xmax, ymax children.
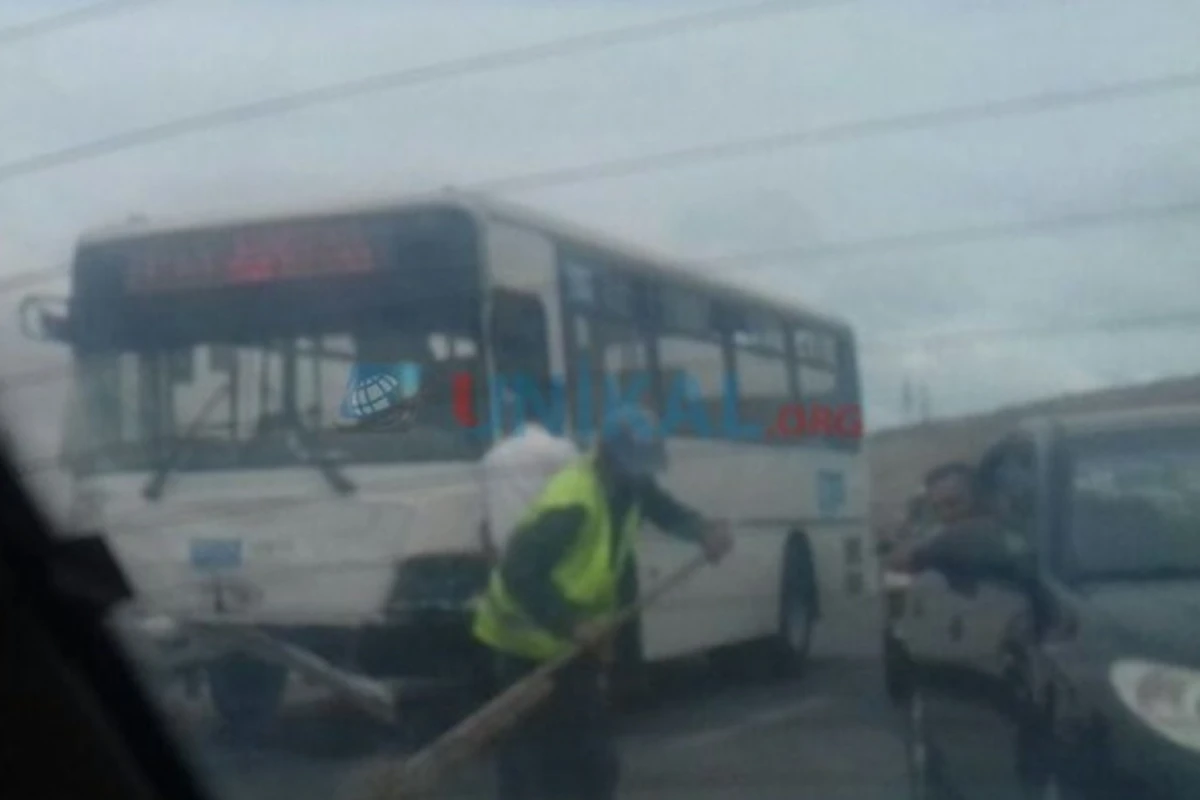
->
<box><xmin>147</xmin><ymin>597</ymin><xmax>904</xmax><ymax>800</ymax></box>
<box><xmin>170</xmin><ymin>655</ymin><xmax>909</xmax><ymax>800</ymax></box>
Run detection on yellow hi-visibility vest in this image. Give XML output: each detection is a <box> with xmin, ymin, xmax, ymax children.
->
<box><xmin>472</xmin><ymin>455</ymin><xmax>640</xmax><ymax>662</ymax></box>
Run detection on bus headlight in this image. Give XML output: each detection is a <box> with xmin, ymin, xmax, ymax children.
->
<box><xmin>1110</xmin><ymin>659</ymin><xmax>1200</xmax><ymax>752</ymax></box>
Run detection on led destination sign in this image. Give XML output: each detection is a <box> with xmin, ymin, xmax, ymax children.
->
<box><xmin>122</xmin><ymin>220</ymin><xmax>376</xmax><ymax>295</ymax></box>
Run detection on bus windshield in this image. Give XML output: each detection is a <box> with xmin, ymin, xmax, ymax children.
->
<box><xmin>60</xmin><ymin>208</ymin><xmax>486</xmax><ymax>475</ymax></box>
<box><xmin>64</xmin><ymin>326</ymin><xmax>485</xmax><ymax>477</ymax></box>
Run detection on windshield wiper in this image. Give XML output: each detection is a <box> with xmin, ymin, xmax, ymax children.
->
<box><xmin>282</xmin><ymin>419</ymin><xmax>357</xmax><ymax>497</ymax></box>
<box><xmin>143</xmin><ymin>379</ymin><xmax>355</xmax><ymax>500</ymax></box>
<box><xmin>142</xmin><ymin>381</ymin><xmax>232</xmax><ymax>502</ymax></box>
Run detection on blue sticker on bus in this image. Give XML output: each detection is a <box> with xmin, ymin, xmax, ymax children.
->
<box><xmin>189</xmin><ymin>538</ymin><xmax>243</xmax><ymax>571</ymax></box>
<box><xmin>817</xmin><ymin>470</ymin><xmax>846</xmax><ymax>517</ymax></box>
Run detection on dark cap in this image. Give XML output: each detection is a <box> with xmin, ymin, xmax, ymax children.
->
<box><xmin>599</xmin><ymin>405</ymin><xmax>667</xmax><ymax>477</ymax></box>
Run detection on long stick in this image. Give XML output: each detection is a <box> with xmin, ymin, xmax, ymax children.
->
<box><xmin>344</xmin><ymin>552</ymin><xmax>712</xmax><ymax>800</ymax></box>
<box><xmin>194</xmin><ymin>625</ymin><xmax>398</xmax><ymax>725</ymax></box>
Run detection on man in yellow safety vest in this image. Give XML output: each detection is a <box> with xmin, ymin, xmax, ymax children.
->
<box><xmin>473</xmin><ymin>404</ymin><xmax>733</xmax><ymax>800</ymax></box>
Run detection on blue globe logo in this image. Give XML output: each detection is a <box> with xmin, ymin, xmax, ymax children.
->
<box><xmin>340</xmin><ymin>362</ymin><xmax>422</xmax><ymax>422</ymax></box>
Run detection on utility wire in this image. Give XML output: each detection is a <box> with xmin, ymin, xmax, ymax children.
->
<box><xmin>865</xmin><ymin>307</ymin><xmax>1200</xmax><ymax>352</ymax></box>
<box><xmin>477</xmin><ymin>68</ymin><xmax>1200</xmax><ymax>194</ymax></box>
<box><xmin>704</xmin><ymin>196</ymin><xmax>1200</xmax><ymax>267</ymax></box>
<box><xmin>0</xmin><ymin>20</ymin><xmax>1194</xmax><ymax>189</ymax></box>
<box><xmin>3</xmin><ymin>194</ymin><xmax>1199</xmax><ymax>295</ymax></box>
<box><xmin>2</xmin><ymin>55</ymin><xmax>1197</xmax><ymax>192</ymax></box>
<box><xmin>0</xmin><ymin>0</ymin><xmax>160</xmax><ymax>47</ymax></box>
<box><xmin>0</xmin><ymin>0</ymin><xmax>849</xmax><ymax>183</ymax></box>
<box><xmin>3</xmin><ymin>62</ymin><xmax>1199</xmax><ymax>291</ymax></box>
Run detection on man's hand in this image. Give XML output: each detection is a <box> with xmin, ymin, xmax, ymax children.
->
<box><xmin>700</xmin><ymin>521</ymin><xmax>734</xmax><ymax>564</ymax></box>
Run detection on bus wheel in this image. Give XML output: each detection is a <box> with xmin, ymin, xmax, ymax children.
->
<box><xmin>207</xmin><ymin>654</ymin><xmax>287</xmax><ymax>734</ymax></box>
<box><xmin>772</xmin><ymin>538</ymin><xmax>815</xmax><ymax>677</ymax></box>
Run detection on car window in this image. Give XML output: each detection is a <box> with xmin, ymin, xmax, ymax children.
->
<box><xmin>1067</xmin><ymin>427</ymin><xmax>1200</xmax><ymax>580</ymax></box>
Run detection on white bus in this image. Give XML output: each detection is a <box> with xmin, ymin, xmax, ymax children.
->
<box><xmin>23</xmin><ymin>190</ymin><xmax>875</xmax><ymax>730</ymax></box>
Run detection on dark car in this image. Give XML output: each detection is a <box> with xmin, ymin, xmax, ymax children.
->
<box><xmin>892</xmin><ymin>406</ymin><xmax>1200</xmax><ymax>800</ymax></box>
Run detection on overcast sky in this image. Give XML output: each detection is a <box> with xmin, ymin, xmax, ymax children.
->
<box><xmin>2</xmin><ymin>0</ymin><xmax>1200</xmax><ymax>462</ymax></box>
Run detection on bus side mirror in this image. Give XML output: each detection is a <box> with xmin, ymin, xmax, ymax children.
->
<box><xmin>19</xmin><ymin>295</ymin><xmax>72</xmax><ymax>344</ymax></box>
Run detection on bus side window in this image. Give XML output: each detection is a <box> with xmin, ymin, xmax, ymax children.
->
<box><xmin>597</xmin><ymin>318</ymin><xmax>652</xmax><ymax>419</ymax></box>
<box><xmin>572</xmin><ymin>308</ymin><xmax>652</xmax><ymax>439</ymax></box>
<box><xmin>491</xmin><ymin>289</ymin><xmax>553</xmax><ymax>427</ymax></box>
<box><xmin>790</xmin><ymin>323</ymin><xmax>861</xmax><ymax>450</ymax></box>
<box><xmin>491</xmin><ymin>288</ymin><xmax>550</xmax><ymax>378</ymax></box>
<box><xmin>794</xmin><ymin>326</ymin><xmax>839</xmax><ymax>401</ymax></box>
<box><xmin>729</xmin><ymin>310</ymin><xmax>789</xmax><ymax>441</ymax></box>
<box><xmin>559</xmin><ymin>261</ymin><xmax>654</xmax><ymax>443</ymax></box>
<box><xmin>654</xmin><ymin>285</ymin><xmax>726</xmax><ymax>439</ymax></box>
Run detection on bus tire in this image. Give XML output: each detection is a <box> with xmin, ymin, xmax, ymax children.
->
<box><xmin>207</xmin><ymin>654</ymin><xmax>287</xmax><ymax>734</ymax></box>
<box><xmin>771</xmin><ymin>535</ymin><xmax>816</xmax><ymax>677</ymax></box>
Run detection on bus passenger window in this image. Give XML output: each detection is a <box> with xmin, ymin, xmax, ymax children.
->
<box><xmin>734</xmin><ymin>349</ymin><xmax>789</xmax><ymax>432</ymax></box>
<box><xmin>575</xmin><ymin>319</ymin><xmax>651</xmax><ymax>437</ymax></box>
<box><xmin>798</xmin><ymin>365</ymin><xmax>837</xmax><ymax>399</ymax></box>
<box><xmin>491</xmin><ymin>289</ymin><xmax>550</xmax><ymax>379</ymax></box>
<box><xmin>652</xmin><ymin>284</ymin><xmax>726</xmax><ymax>438</ymax></box>
<box><xmin>560</xmin><ymin>259</ymin><xmax>654</xmax><ymax>441</ymax></box>
<box><xmin>730</xmin><ymin>312</ymin><xmax>789</xmax><ymax>438</ymax></box>
<box><xmin>794</xmin><ymin>326</ymin><xmax>841</xmax><ymax>401</ymax></box>
<box><xmin>656</xmin><ymin>335</ymin><xmax>725</xmax><ymax>438</ymax></box>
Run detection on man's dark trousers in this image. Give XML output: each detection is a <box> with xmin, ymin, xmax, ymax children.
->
<box><xmin>493</xmin><ymin>652</ymin><xmax>618</xmax><ymax>800</ymax></box>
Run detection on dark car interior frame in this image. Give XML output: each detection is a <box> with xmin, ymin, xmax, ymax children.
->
<box><xmin>0</xmin><ymin>428</ymin><xmax>214</xmax><ymax>800</ymax></box>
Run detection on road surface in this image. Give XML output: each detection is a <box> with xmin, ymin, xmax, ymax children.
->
<box><xmin>168</xmin><ymin>637</ymin><xmax>911</xmax><ymax>800</ymax></box>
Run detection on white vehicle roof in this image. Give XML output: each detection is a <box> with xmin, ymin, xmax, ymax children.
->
<box><xmin>76</xmin><ymin>189</ymin><xmax>853</xmax><ymax>336</ymax></box>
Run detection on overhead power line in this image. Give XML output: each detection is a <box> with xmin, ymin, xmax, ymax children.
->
<box><xmin>706</xmin><ymin>196</ymin><xmax>1200</xmax><ymax>267</ymax></box>
<box><xmin>865</xmin><ymin>307</ymin><xmax>1200</xmax><ymax>352</ymax></box>
<box><xmin>0</xmin><ymin>0</ymin><xmax>160</xmax><ymax>47</ymax></box>
<box><xmin>2</xmin><ymin>24</ymin><xmax>1197</xmax><ymax>190</ymax></box>
<box><xmin>0</xmin><ymin>0</ymin><xmax>848</xmax><ymax>183</ymax></box>
<box><xmin>2</xmin><ymin>62</ymin><xmax>1197</xmax><ymax>292</ymax></box>
<box><xmin>477</xmin><ymin>68</ymin><xmax>1200</xmax><ymax>193</ymax></box>
<box><xmin>5</xmin><ymin>193</ymin><xmax>1200</xmax><ymax>297</ymax></box>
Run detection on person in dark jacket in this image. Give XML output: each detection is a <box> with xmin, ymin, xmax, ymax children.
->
<box><xmin>472</xmin><ymin>404</ymin><xmax>732</xmax><ymax>800</ymax></box>
<box><xmin>888</xmin><ymin>461</ymin><xmax>979</xmax><ymax>572</ymax></box>
<box><xmin>900</xmin><ymin>454</ymin><xmax>1032</xmax><ymax>584</ymax></box>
